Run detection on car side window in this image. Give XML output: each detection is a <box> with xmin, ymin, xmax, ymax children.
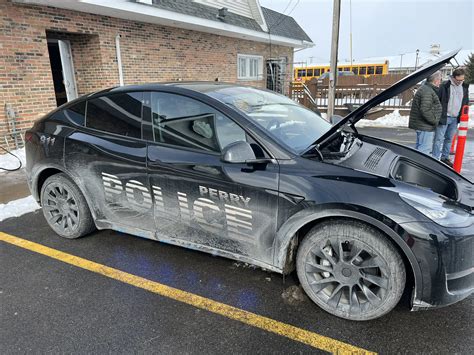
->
<box><xmin>149</xmin><ymin>92</ymin><xmax>246</xmax><ymax>152</ymax></box>
<box><xmin>51</xmin><ymin>101</ymin><xmax>86</xmax><ymax>126</ymax></box>
<box><xmin>86</xmin><ymin>92</ymin><xmax>143</xmax><ymax>139</ymax></box>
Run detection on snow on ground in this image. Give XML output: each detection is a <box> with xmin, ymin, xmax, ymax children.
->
<box><xmin>357</xmin><ymin>110</ymin><xmax>408</xmax><ymax>128</ymax></box>
<box><xmin>357</xmin><ymin>106</ymin><xmax>474</xmax><ymax>128</ymax></box>
<box><xmin>0</xmin><ymin>147</ymin><xmax>25</xmax><ymax>172</ymax></box>
<box><xmin>0</xmin><ymin>195</ymin><xmax>40</xmax><ymax>222</ymax></box>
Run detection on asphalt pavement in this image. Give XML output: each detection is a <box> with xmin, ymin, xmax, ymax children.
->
<box><xmin>1</xmin><ymin>127</ymin><xmax>473</xmax><ymax>354</ymax></box>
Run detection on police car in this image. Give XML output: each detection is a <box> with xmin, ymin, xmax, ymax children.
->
<box><xmin>25</xmin><ymin>49</ymin><xmax>473</xmax><ymax>320</ymax></box>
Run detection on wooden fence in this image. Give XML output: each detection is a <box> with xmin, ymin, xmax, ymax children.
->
<box><xmin>289</xmin><ymin>74</ymin><xmax>418</xmax><ymax>114</ymax></box>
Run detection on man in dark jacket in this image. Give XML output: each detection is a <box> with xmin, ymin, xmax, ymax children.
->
<box><xmin>432</xmin><ymin>68</ymin><xmax>470</xmax><ymax>167</ymax></box>
<box><xmin>409</xmin><ymin>71</ymin><xmax>442</xmax><ymax>155</ymax></box>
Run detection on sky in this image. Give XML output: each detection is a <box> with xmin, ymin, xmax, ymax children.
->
<box><xmin>259</xmin><ymin>0</ymin><xmax>474</xmax><ymax>65</ymax></box>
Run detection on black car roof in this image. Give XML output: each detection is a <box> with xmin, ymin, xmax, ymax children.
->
<box><xmin>91</xmin><ymin>82</ymin><xmax>250</xmax><ymax>96</ymax></box>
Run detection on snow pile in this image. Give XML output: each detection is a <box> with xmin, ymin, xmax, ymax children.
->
<box><xmin>0</xmin><ymin>147</ymin><xmax>25</xmax><ymax>172</ymax></box>
<box><xmin>357</xmin><ymin>106</ymin><xmax>474</xmax><ymax>128</ymax></box>
<box><xmin>0</xmin><ymin>195</ymin><xmax>40</xmax><ymax>222</ymax></box>
<box><xmin>357</xmin><ymin>110</ymin><xmax>408</xmax><ymax>128</ymax></box>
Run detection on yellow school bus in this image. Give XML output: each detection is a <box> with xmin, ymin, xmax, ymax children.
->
<box><xmin>294</xmin><ymin>61</ymin><xmax>389</xmax><ymax>82</ymax></box>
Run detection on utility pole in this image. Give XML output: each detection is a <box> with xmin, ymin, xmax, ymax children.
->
<box><xmin>399</xmin><ymin>53</ymin><xmax>404</xmax><ymax>68</ymax></box>
<box><xmin>327</xmin><ymin>0</ymin><xmax>341</xmax><ymax>119</ymax></box>
<box><xmin>414</xmin><ymin>49</ymin><xmax>420</xmax><ymax>71</ymax></box>
<box><xmin>349</xmin><ymin>0</ymin><xmax>353</xmax><ymax>68</ymax></box>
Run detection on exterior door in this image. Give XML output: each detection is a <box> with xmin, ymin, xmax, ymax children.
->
<box><xmin>143</xmin><ymin>91</ymin><xmax>281</xmax><ymax>264</ymax></box>
<box><xmin>58</xmin><ymin>40</ymin><xmax>78</xmax><ymax>101</ymax></box>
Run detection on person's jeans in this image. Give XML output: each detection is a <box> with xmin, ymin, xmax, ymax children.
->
<box><xmin>415</xmin><ymin>130</ymin><xmax>435</xmax><ymax>155</ymax></box>
<box><xmin>432</xmin><ymin>116</ymin><xmax>458</xmax><ymax>160</ymax></box>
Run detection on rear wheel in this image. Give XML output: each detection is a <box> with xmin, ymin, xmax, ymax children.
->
<box><xmin>296</xmin><ymin>219</ymin><xmax>405</xmax><ymax>321</ymax></box>
<box><xmin>40</xmin><ymin>173</ymin><xmax>95</xmax><ymax>239</ymax></box>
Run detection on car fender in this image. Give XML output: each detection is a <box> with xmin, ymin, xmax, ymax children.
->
<box><xmin>33</xmin><ymin>164</ymin><xmax>99</xmax><ymax>222</ymax></box>
<box><xmin>273</xmin><ymin>205</ymin><xmax>423</xmax><ymax>303</ymax></box>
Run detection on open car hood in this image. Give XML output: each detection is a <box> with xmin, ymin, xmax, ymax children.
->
<box><xmin>315</xmin><ymin>48</ymin><xmax>461</xmax><ymax>147</ymax></box>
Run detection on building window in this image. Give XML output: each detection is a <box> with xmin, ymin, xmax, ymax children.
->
<box><xmin>237</xmin><ymin>54</ymin><xmax>263</xmax><ymax>80</ymax></box>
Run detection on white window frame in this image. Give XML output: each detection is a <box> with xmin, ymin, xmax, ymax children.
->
<box><xmin>237</xmin><ymin>54</ymin><xmax>263</xmax><ymax>80</ymax></box>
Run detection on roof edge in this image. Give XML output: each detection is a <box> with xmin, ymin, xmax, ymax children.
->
<box><xmin>13</xmin><ymin>0</ymin><xmax>312</xmax><ymax>48</ymax></box>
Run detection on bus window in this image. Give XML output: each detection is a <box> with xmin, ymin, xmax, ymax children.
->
<box><xmin>359</xmin><ymin>67</ymin><xmax>367</xmax><ymax>75</ymax></box>
<box><xmin>376</xmin><ymin>66</ymin><xmax>383</xmax><ymax>74</ymax></box>
<box><xmin>297</xmin><ymin>69</ymin><xmax>306</xmax><ymax>78</ymax></box>
<box><xmin>321</xmin><ymin>69</ymin><xmax>326</xmax><ymax>74</ymax></box>
<box><xmin>307</xmin><ymin>69</ymin><xmax>313</xmax><ymax>77</ymax></box>
<box><xmin>315</xmin><ymin>69</ymin><xmax>321</xmax><ymax>76</ymax></box>
<box><xmin>368</xmin><ymin>66</ymin><xmax>375</xmax><ymax>75</ymax></box>
<box><xmin>343</xmin><ymin>67</ymin><xmax>350</xmax><ymax>71</ymax></box>
<box><xmin>352</xmin><ymin>67</ymin><xmax>359</xmax><ymax>75</ymax></box>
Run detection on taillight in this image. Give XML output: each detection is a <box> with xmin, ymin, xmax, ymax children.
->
<box><xmin>24</xmin><ymin>132</ymin><xmax>33</xmax><ymax>142</ymax></box>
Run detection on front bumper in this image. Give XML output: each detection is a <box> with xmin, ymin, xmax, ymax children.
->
<box><xmin>401</xmin><ymin>221</ymin><xmax>474</xmax><ymax>310</ymax></box>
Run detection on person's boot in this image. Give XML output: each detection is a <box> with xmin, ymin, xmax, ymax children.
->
<box><xmin>441</xmin><ymin>158</ymin><xmax>453</xmax><ymax>168</ymax></box>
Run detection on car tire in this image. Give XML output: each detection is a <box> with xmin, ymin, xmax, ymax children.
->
<box><xmin>296</xmin><ymin>219</ymin><xmax>406</xmax><ymax>321</ymax></box>
<box><xmin>40</xmin><ymin>173</ymin><xmax>95</xmax><ymax>239</ymax></box>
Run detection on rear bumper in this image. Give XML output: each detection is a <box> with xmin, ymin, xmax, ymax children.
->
<box><xmin>401</xmin><ymin>221</ymin><xmax>474</xmax><ymax>310</ymax></box>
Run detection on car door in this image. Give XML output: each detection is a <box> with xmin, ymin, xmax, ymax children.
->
<box><xmin>64</xmin><ymin>91</ymin><xmax>155</xmax><ymax>233</ymax></box>
<box><xmin>143</xmin><ymin>91</ymin><xmax>280</xmax><ymax>264</ymax></box>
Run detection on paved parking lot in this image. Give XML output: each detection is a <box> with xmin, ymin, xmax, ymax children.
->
<box><xmin>1</xmin><ymin>127</ymin><xmax>473</xmax><ymax>354</ymax></box>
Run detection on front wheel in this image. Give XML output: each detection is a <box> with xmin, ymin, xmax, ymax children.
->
<box><xmin>40</xmin><ymin>173</ymin><xmax>95</xmax><ymax>239</ymax></box>
<box><xmin>296</xmin><ymin>220</ymin><xmax>406</xmax><ymax>321</ymax></box>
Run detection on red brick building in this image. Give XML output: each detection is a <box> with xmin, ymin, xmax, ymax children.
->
<box><xmin>0</xmin><ymin>0</ymin><xmax>313</xmax><ymax>149</ymax></box>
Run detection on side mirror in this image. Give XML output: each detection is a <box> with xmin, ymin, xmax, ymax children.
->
<box><xmin>330</xmin><ymin>115</ymin><xmax>344</xmax><ymax>125</ymax></box>
<box><xmin>221</xmin><ymin>141</ymin><xmax>272</xmax><ymax>164</ymax></box>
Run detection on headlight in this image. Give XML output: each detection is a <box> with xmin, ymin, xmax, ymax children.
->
<box><xmin>400</xmin><ymin>192</ymin><xmax>472</xmax><ymax>228</ymax></box>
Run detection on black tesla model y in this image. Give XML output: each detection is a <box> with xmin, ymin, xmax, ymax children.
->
<box><xmin>25</xmin><ymin>49</ymin><xmax>473</xmax><ymax>320</ymax></box>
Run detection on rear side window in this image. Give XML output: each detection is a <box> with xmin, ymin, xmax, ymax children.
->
<box><xmin>86</xmin><ymin>92</ymin><xmax>143</xmax><ymax>138</ymax></box>
<box><xmin>51</xmin><ymin>101</ymin><xmax>86</xmax><ymax>126</ymax></box>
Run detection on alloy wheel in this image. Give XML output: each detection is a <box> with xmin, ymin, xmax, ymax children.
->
<box><xmin>43</xmin><ymin>183</ymin><xmax>80</xmax><ymax>235</ymax></box>
<box><xmin>304</xmin><ymin>238</ymin><xmax>390</xmax><ymax>316</ymax></box>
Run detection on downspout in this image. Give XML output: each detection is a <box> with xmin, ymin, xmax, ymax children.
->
<box><xmin>115</xmin><ymin>34</ymin><xmax>124</xmax><ymax>86</ymax></box>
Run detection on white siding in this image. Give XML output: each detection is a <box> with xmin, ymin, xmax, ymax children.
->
<box><xmin>193</xmin><ymin>0</ymin><xmax>253</xmax><ymax>18</ymax></box>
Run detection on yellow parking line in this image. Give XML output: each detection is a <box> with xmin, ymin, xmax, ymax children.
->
<box><xmin>0</xmin><ymin>231</ymin><xmax>375</xmax><ymax>354</ymax></box>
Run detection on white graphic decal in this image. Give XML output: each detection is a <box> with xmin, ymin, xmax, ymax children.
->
<box><xmin>125</xmin><ymin>180</ymin><xmax>152</xmax><ymax>210</ymax></box>
<box><xmin>101</xmin><ymin>172</ymin><xmax>123</xmax><ymax>200</ymax></box>
<box><xmin>193</xmin><ymin>197</ymin><xmax>224</xmax><ymax>233</ymax></box>
<box><xmin>100</xmin><ymin>173</ymin><xmax>254</xmax><ymax>236</ymax></box>
<box><xmin>178</xmin><ymin>192</ymin><xmax>191</xmax><ymax>222</ymax></box>
<box><xmin>152</xmin><ymin>186</ymin><xmax>165</xmax><ymax>213</ymax></box>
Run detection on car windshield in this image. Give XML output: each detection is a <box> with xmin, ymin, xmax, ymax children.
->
<box><xmin>207</xmin><ymin>86</ymin><xmax>332</xmax><ymax>153</ymax></box>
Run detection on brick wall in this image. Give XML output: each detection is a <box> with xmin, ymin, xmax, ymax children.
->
<box><xmin>0</xmin><ymin>0</ymin><xmax>294</xmax><ymax>149</ymax></box>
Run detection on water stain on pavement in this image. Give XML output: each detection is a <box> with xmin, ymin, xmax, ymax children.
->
<box><xmin>0</xmin><ymin>169</ymin><xmax>30</xmax><ymax>204</ymax></box>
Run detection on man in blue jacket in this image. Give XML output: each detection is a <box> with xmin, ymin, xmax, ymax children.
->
<box><xmin>432</xmin><ymin>68</ymin><xmax>470</xmax><ymax>167</ymax></box>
